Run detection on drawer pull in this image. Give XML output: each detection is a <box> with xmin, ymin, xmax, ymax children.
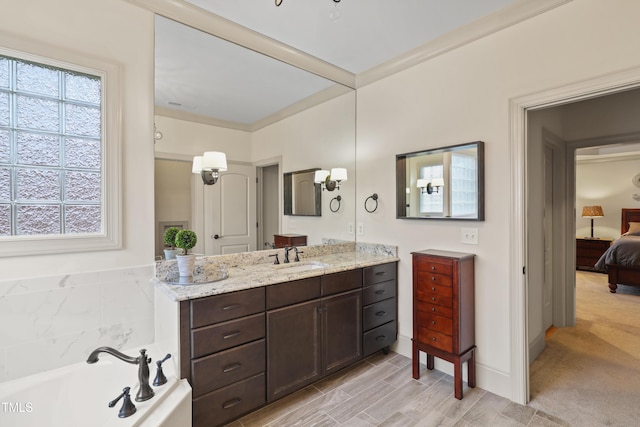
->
<box><xmin>222</xmin><ymin>398</ymin><xmax>242</xmax><ymax>409</ymax></box>
<box><xmin>431</xmin><ymin>276</ymin><xmax>436</xmax><ymax>281</ymax></box>
<box><xmin>431</xmin><ymin>337</ymin><xmax>436</xmax><ymax>341</ymax></box>
<box><xmin>431</xmin><ymin>297</ymin><xmax>436</xmax><ymax>301</ymax></box>
<box><xmin>375</xmin><ymin>271</ymin><xmax>386</xmax><ymax>276</ymax></box>
<box><xmin>374</xmin><ymin>289</ymin><xmax>387</xmax><ymax>295</ymax></box>
<box><xmin>375</xmin><ymin>311</ymin><xmax>387</xmax><ymax>317</ymax></box>
<box><xmin>431</xmin><ymin>266</ymin><xmax>436</xmax><ymax>271</ymax></box>
<box><xmin>376</xmin><ymin>335</ymin><xmax>387</xmax><ymax>342</ymax></box>
<box><xmin>431</xmin><ymin>307</ymin><xmax>436</xmax><ymax>312</ymax></box>
<box><xmin>431</xmin><ymin>320</ymin><xmax>436</xmax><ymax>325</ymax></box>
<box><xmin>222</xmin><ymin>304</ymin><xmax>241</xmax><ymax>311</ymax></box>
<box><xmin>222</xmin><ymin>363</ymin><xmax>242</xmax><ymax>373</ymax></box>
<box><xmin>431</xmin><ymin>287</ymin><xmax>436</xmax><ymax>291</ymax></box>
<box><xmin>223</xmin><ymin>331</ymin><xmax>241</xmax><ymax>340</ymax></box>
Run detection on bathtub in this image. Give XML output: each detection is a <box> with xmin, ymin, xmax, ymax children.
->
<box><xmin>0</xmin><ymin>345</ymin><xmax>191</xmax><ymax>427</ymax></box>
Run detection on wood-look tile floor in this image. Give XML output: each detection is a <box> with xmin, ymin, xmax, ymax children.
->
<box><xmin>229</xmin><ymin>351</ymin><xmax>568</xmax><ymax>427</ymax></box>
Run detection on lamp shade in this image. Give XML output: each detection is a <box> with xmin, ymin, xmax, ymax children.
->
<box><xmin>191</xmin><ymin>156</ymin><xmax>203</xmax><ymax>174</ymax></box>
<box><xmin>416</xmin><ymin>179</ymin><xmax>429</xmax><ymax>189</ymax></box>
<box><xmin>582</xmin><ymin>205</ymin><xmax>604</xmax><ymax>218</ymax></box>
<box><xmin>330</xmin><ymin>167</ymin><xmax>347</xmax><ymax>182</ymax></box>
<box><xmin>314</xmin><ymin>170</ymin><xmax>330</xmax><ymax>183</ymax></box>
<box><xmin>431</xmin><ymin>177</ymin><xmax>445</xmax><ymax>188</ymax></box>
<box><xmin>202</xmin><ymin>151</ymin><xmax>227</xmax><ymax>171</ymax></box>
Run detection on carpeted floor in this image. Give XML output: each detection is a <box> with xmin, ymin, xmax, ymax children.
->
<box><xmin>528</xmin><ymin>271</ymin><xmax>640</xmax><ymax>426</ymax></box>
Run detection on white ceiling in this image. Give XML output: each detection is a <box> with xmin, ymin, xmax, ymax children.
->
<box><xmin>153</xmin><ymin>0</ymin><xmax>535</xmax><ymax>128</ymax></box>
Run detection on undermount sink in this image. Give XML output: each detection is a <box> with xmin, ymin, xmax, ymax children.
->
<box><xmin>271</xmin><ymin>261</ymin><xmax>329</xmax><ymax>273</ymax></box>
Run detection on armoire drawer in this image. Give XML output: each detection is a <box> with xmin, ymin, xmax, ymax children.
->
<box><xmin>416</xmin><ymin>301</ymin><xmax>453</xmax><ymax>319</ymax></box>
<box><xmin>417</xmin><ymin>327</ymin><xmax>453</xmax><ymax>353</ymax></box>
<box><xmin>416</xmin><ymin>311</ymin><xmax>452</xmax><ymax>336</ymax></box>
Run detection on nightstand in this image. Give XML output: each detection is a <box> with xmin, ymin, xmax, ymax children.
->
<box><xmin>576</xmin><ymin>238</ymin><xmax>612</xmax><ymax>271</ymax></box>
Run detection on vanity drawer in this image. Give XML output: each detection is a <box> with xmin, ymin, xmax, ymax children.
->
<box><xmin>364</xmin><ymin>263</ymin><xmax>397</xmax><ymax>286</ymax></box>
<box><xmin>363</xmin><ymin>298</ymin><xmax>396</xmax><ymax>331</ymax></box>
<box><xmin>417</xmin><ymin>327</ymin><xmax>453</xmax><ymax>353</ymax></box>
<box><xmin>193</xmin><ymin>373</ymin><xmax>265</xmax><ymax>427</ymax></box>
<box><xmin>416</xmin><ymin>271</ymin><xmax>452</xmax><ymax>287</ymax></box>
<box><xmin>266</xmin><ymin>277</ymin><xmax>321</xmax><ymax>310</ymax></box>
<box><xmin>321</xmin><ymin>269</ymin><xmax>362</xmax><ymax>296</ymax></box>
<box><xmin>363</xmin><ymin>320</ymin><xmax>397</xmax><ymax>356</ymax></box>
<box><xmin>192</xmin><ymin>313</ymin><xmax>265</xmax><ymax>358</ymax></box>
<box><xmin>416</xmin><ymin>301</ymin><xmax>453</xmax><ymax>319</ymax></box>
<box><xmin>414</xmin><ymin>257</ymin><xmax>453</xmax><ymax>276</ymax></box>
<box><xmin>191</xmin><ymin>339</ymin><xmax>265</xmax><ymax>398</ymax></box>
<box><xmin>363</xmin><ymin>280</ymin><xmax>397</xmax><ymax>305</ymax></box>
<box><xmin>191</xmin><ymin>287</ymin><xmax>265</xmax><ymax>328</ymax></box>
<box><xmin>416</xmin><ymin>311</ymin><xmax>452</xmax><ymax>336</ymax></box>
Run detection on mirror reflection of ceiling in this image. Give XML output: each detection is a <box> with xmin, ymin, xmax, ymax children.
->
<box><xmin>154</xmin><ymin>0</ymin><xmax>531</xmax><ymax>128</ymax></box>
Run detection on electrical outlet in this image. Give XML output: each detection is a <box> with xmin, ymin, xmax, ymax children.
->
<box><xmin>357</xmin><ymin>222</ymin><xmax>364</xmax><ymax>236</ymax></box>
<box><xmin>348</xmin><ymin>222</ymin><xmax>354</xmax><ymax>234</ymax></box>
<box><xmin>461</xmin><ymin>228</ymin><xmax>478</xmax><ymax>245</ymax></box>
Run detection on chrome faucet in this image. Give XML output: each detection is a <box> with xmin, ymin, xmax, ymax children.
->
<box><xmin>87</xmin><ymin>347</ymin><xmax>155</xmax><ymax>402</ymax></box>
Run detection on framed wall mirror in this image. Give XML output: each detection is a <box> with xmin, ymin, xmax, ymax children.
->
<box><xmin>284</xmin><ymin>168</ymin><xmax>322</xmax><ymax>216</ymax></box>
<box><xmin>396</xmin><ymin>141</ymin><xmax>485</xmax><ymax>220</ymax></box>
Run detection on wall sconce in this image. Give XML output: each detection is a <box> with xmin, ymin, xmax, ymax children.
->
<box><xmin>192</xmin><ymin>151</ymin><xmax>227</xmax><ymax>185</ymax></box>
<box><xmin>417</xmin><ymin>178</ymin><xmax>444</xmax><ymax>194</ymax></box>
<box><xmin>581</xmin><ymin>205</ymin><xmax>604</xmax><ymax>239</ymax></box>
<box><xmin>314</xmin><ymin>168</ymin><xmax>347</xmax><ymax>191</ymax></box>
<box><xmin>153</xmin><ymin>124</ymin><xmax>163</xmax><ymax>141</ymax></box>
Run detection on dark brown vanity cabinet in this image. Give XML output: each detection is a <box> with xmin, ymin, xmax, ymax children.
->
<box><xmin>180</xmin><ymin>287</ymin><xmax>266</xmax><ymax>427</ymax></box>
<box><xmin>362</xmin><ymin>262</ymin><xmax>398</xmax><ymax>356</ymax></box>
<box><xmin>266</xmin><ymin>270</ymin><xmax>363</xmax><ymax>402</ymax></box>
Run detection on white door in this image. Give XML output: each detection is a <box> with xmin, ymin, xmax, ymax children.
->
<box><xmin>195</xmin><ymin>163</ymin><xmax>256</xmax><ymax>255</ymax></box>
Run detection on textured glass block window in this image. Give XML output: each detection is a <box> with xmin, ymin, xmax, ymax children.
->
<box><xmin>450</xmin><ymin>153</ymin><xmax>477</xmax><ymax>217</ymax></box>
<box><xmin>0</xmin><ymin>54</ymin><xmax>102</xmax><ymax>236</ymax></box>
<box><xmin>419</xmin><ymin>165</ymin><xmax>444</xmax><ymax>214</ymax></box>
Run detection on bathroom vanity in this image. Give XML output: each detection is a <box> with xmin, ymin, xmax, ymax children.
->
<box><xmin>153</xmin><ymin>242</ymin><xmax>398</xmax><ymax>427</ymax></box>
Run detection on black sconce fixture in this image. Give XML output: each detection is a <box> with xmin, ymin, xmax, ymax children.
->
<box><xmin>314</xmin><ymin>168</ymin><xmax>348</xmax><ymax>191</ymax></box>
<box><xmin>192</xmin><ymin>151</ymin><xmax>227</xmax><ymax>185</ymax></box>
<box><xmin>417</xmin><ymin>178</ymin><xmax>444</xmax><ymax>194</ymax></box>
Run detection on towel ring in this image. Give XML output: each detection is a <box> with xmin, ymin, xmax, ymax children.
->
<box><xmin>330</xmin><ymin>195</ymin><xmax>342</xmax><ymax>213</ymax></box>
<box><xmin>364</xmin><ymin>193</ymin><xmax>379</xmax><ymax>213</ymax></box>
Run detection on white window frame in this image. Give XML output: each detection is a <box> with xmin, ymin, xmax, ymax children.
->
<box><xmin>0</xmin><ymin>39</ymin><xmax>121</xmax><ymax>257</ymax></box>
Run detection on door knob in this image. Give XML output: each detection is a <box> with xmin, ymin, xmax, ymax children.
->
<box><xmin>212</xmin><ymin>234</ymin><xmax>221</xmax><ymax>239</ymax></box>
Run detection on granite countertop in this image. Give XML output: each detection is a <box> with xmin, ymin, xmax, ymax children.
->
<box><xmin>152</xmin><ymin>242</ymin><xmax>399</xmax><ymax>302</ymax></box>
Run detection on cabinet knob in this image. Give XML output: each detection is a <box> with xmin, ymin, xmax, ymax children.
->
<box><xmin>431</xmin><ymin>287</ymin><xmax>436</xmax><ymax>291</ymax></box>
<box><xmin>431</xmin><ymin>297</ymin><xmax>436</xmax><ymax>301</ymax></box>
<box><xmin>431</xmin><ymin>266</ymin><xmax>436</xmax><ymax>271</ymax></box>
<box><xmin>431</xmin><ymin>277</ymin><xmax>436</xmax><ymax>281</ymax></box>
<box><xmin>432</xmin><ymin>320</ymin><xmax>436</xmax><ymax>325</ymax></box>
<box><xmin>431</xmin><ymin>307</ymin><xmax>436</xmax><ymax>312</ymax></box>
<box><xmin>431</xmin><ymin>337</ymin><xmax>436</xmax><ymax>341</ymax></box>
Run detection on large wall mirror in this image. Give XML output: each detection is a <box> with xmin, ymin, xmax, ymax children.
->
<box><xmin>396</xmin><ymin>141</ymin><xmax>485</xmax><ymax>220</ymax></box>
<box><xmin>153</xmin><ymin>12</ymin><xmax>356</xmax><ymax>257</ymax></box>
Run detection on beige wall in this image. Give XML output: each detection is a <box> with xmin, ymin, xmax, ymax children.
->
<box><xmin>355</xmin><ymin>0</ymin><xmax>640</xmax><ymax>398</ymax></box>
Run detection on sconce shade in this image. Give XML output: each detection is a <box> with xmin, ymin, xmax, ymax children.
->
<box><xmin>431</xmin><ymin>177</ymin><xmax>445</xmax><ymax>188</ymax></box>
<box><xmin>416</xmin><ymin>179</ymin><xmax>429</xmax><ymax>189</ymax></box>
<box><xmin>202</xmin><ymin>151</ymin><xmax>227</xmax><ymax>171</ymax></box>
<box><xmin>330</xmin><ymin>167</ymin><xmax>347</xmax><ymax>182</ymax></box>
<box><xmin>191</xmin><ymin>156</ymin><xmax>203</xmax><ymax>174</ymax></box>
<box><xmin>581</xmin><ymin>205</ymin><xmax>604</xmax><ymax>218</ymax></box>
<box><xmin>314</xmin><ymin>170</ymin><xmax>330</xmax><ymax>183</ymax></box>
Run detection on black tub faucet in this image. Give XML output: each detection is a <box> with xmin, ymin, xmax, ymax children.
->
<box><xmin>87</xmin><ymin>347</ymin><xmax>155</xmax><ymax>402</ymax></box>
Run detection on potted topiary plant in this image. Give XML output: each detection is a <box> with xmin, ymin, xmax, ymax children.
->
<box><xmin>175</xmin><ymin>229</ymin><xmax>198</xmax><ymax>277</ymax></box>
<box><xmin>163</xmin><ymin>227</ymin><xmax>182</xmax><ymax>260</ymax></box>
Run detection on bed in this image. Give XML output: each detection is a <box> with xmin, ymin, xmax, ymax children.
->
<box><xmin>594</xmin><ymin>208</ymin><xmax>640</xmax><ymax>293</ymax></box>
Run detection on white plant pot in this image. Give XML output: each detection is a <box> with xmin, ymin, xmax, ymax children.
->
<box><xmin>176</xmin><ymin>254</ymin><xmax>195</xmax><ymax>277</ymax></box>
<box><xmin>164</xmin><ymin>249</ymin><xmax>181</xmax><ymax>260</ymax></box>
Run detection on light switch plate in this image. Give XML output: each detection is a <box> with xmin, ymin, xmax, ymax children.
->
<box><xmin>348</xmin><ymin>222</ymin><xmax>354</xmax><ymax>234</ymax></box>
<box><xmin>461</xmin><ymin>228</ymin><xmax>478</xmax><ymax>245</ymax></box>
<box><xmin>357</xmin><ymin>222</ymin><xmax>364</xmax><ymax>236</ymax></box>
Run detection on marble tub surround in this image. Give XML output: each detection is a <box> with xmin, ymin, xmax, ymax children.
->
<box><xmin>0</xmin><ymin>265</ymin><xmax>155</xmax><ymax>382</ymax></box>
<box><xmin>153</xmin><ymin>241</ymin><xmax>399</xmax><ymax>301</ymax></box>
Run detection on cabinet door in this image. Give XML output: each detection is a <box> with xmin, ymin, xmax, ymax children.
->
<box><xmin>322</xmin><ymin>289</ymin><xmax>362</xmax><ymax>375</ymax></box>
<box><xmin>267</xmin><ymin>299</ymin><xmax>321</xmax><ymax>402</ymax></box>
